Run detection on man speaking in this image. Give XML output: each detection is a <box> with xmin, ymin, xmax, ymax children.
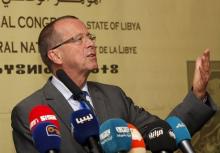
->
<box><xmin>11</xmin><ymin>15</ymin><xmax>217</xmax><ymax>153</ymax></box>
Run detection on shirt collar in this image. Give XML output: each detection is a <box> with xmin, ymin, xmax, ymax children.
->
<box><xmin>81</xmin><ymin>83</ymin><xmax>90</xmax><ymax>96</ymax></box>
<box><xmin>51</xmin><ymin>75</ymin><xmax>89</xmax><ymax>100</ymax></box>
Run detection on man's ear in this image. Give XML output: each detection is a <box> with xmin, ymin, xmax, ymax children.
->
<box><xmin>47</xmin><ymin>49</ymin><xmax>63</xmax><ymax>65</ymax></box>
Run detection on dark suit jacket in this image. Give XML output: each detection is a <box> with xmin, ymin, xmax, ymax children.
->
<box><xmin>11</xmin><ymin>79</ymin><xmax>216</xmax><ymax>153</ymax></box>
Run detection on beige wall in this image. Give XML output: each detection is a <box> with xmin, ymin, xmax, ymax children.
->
<box><xmin>0</xmin><ymin>0</ymin><xmax>220</xmax><ymax>152</ymax></box>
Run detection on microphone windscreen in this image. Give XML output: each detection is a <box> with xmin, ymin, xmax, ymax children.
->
<box><xmin>29</xmin><ymin>105</ymin><xmax>59</xmax><ymax>131</ymax></box>
<box><xmin>128</xmin><ymin>123</ymin><xmax>147</xmax><ymax>153</ymax></box>
<box><xmin>99</xmin><ymin>118</ymin><xmax>132</xmax><ymax>153</ymax></box>
<box><xmin>31</xmin><ymin>122</ymin><xmax>61</xmax><ymax>153</ymax></box>
<box><xmin>145</xmin><ymin>120</ymin><xmax>176</xmax><ymax>152</ymax></box>
<box><xmin>71</xmin><ymin>108</ymin><xmax>99</xmax><ymax>144</ymax></box>
<box><xmin>127</xmin><ymin>123</ymin><xmax>146</xmax><ymax>148</ymax></box>
<box><xmin>166</xmin><ymin>116</ymin><xmax>191</xmax><ymax>145</ymax></box>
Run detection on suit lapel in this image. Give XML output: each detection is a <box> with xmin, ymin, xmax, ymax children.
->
<box><xmin>42</xmin><ymin>80</ymin><xmax>73</xmax><ymax>131</ymax></box>
<box><xmin>41</xmin><ymin>80</ymin><xmax>109</xmax><ymax>130</ymax></box>
<box><xmin>88</xmin><ymin>82</ymin><xmax>109</xmax><ymax>124</ymax></box>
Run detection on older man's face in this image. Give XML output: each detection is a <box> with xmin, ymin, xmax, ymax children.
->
<box><xmin>52</xmin><ymin>18</ymin><xmax>98</xmax><ymax>75</ymax></box>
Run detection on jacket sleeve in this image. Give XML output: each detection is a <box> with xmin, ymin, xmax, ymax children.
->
<box><xmin>168</xmin><ymin>90</ymin><xmax>217</xmax><ymax>135</ymax></box>
<box><xmin>117</xmin><ymin>86</ymin><xmax>216</xmax><ymax>138</ymax></box>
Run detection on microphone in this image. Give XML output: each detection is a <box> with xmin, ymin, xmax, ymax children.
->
<box><xmin>31</xmin><ymin>122</ymin><xmax>61</xmax><ymax>153</ymax></box>
<box><xmin>166</xmin><ymin>116</ymin><xmax>196</xmax><ymax>153</ymax></box>
<box><xmin>127</xmin><ymin>123</ymin><xmax>147</xmax><ymax>153</ymax></box>
<box><xmin>71</xmin><ymin>108</ymin><xmax>102</xmax><ymax>153</ymax></box>
<box><xmin>29</xmin><ymin>105</ymin><xmax>59</xmax><ymax>131</ymax></box>
<box><xmin>144</xmin><ymin>120</ymin><xmax>176</xmax><ymax>153</ymax></box>
<box><xmin>56</xmin><ymin>69</ymin><xmax>94</xmax><ymax>111</ymax></box>
<box><xmin>99</xmin><ymin>118</ymin><xmax>132</xmax><ymax>153</ymax></box>
<box><xmin>56</xmin><ymin>69</ymin><xmax>84</xmax><ymax>101</ymax></box>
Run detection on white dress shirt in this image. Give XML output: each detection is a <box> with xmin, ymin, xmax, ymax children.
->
<box><xmin>51</xmin><ymin>76</ymin><xmax>94</xmax><ymax>111</ymax></box>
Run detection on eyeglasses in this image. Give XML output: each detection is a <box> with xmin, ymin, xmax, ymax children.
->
<box><xmin>50</xmin><ymin>33</ymin><xmax>96</xmax><ymax>50</ymax></box>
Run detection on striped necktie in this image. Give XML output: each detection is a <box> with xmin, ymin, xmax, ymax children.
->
<box><xmin>80</xmin><ymin>91</ymin><xmax>99</xmax><ymax>124</ymax></box>
<box><xmin>79</xmin><ymin>91</ymin><xmax>94</xmax><ymax>111</ymax></box>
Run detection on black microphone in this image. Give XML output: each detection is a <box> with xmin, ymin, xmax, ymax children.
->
<box><xmin>56</xmin><ymin>69</ymin><xmax>101</xmax><ymax>153</ymax></box>
<box><xmin>56</xmin><ymin>69</ymin><xmax>85</xmax><ymax>101</ymax></box>
<box><xmin>56</xmin><ymin>69</ymin><xmax>95</xmax><ymax>112</ymax></box>
<box><xmin>144</xmin><ymin>120</ymin><xmax>177</xmax><ymax>153</ymax></box>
